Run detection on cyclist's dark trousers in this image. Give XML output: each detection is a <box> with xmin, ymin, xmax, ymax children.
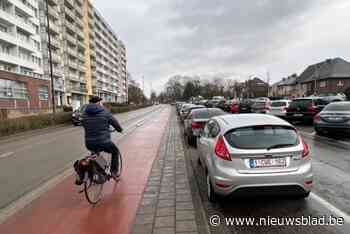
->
<box><xmin>86</xmin><ymin>141</ymin><xmax>119</xmax><ymax>173</ymax></box>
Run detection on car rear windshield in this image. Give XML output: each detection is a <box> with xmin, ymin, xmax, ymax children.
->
<box><xmin>289</xmin><ymin>99</ymin><xmax>312</xmax><ymax>109</ymax></box>
<box><xmin>224</xmin><ymin>125</ymin><xmax>299</xmax><ymax>149</ymax></box>
<box><xmin>323</xmin><ymin>102</ymin><xmax>350</xmax><ymax>111</ymax></box>
<box><xmin>192</xmin><ymin>109</ymin><xmax>225</xmax><ymax>118</ymax></box>
<box><xmin>271</xmin><ymin>101</ymin><xmax>287</xmax><ymax>107</ymax></box>
<box><xmin>253</xmin><ymin>102</ymin><xmax>266</xmax><ymax>108</ymax></box>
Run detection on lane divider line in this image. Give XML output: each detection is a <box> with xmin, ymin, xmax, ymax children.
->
<box><xmin>0</xmin><ymin>152</ymin><xmax>14</xmax><ymax>159</ymax></box>
<box><xmin>310</xmin><ymin>192</ymin><xmax>350</xmax><ymax>224</ymax></box>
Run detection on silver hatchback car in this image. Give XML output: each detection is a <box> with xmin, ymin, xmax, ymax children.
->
<box><xmin>198</xmin><ymin>114</ymin><xmax>312</xmax><ymax>202</ymax></box>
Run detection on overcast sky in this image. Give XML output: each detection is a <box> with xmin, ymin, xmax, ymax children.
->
<box><xmin>93</xmin><ymin>0</ymin><xmax>350</xmax><ymax>95</ymax></box>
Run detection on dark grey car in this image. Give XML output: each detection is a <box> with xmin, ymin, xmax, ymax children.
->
<box><xmin>184</xmin><ymin>108</ymin><xmax>225</xmax><ymax>146</ymax></box>
<box><xmin>314</xmin><ymin>101</ymin><xmax>350</xmax><ymax>135</ymax></box>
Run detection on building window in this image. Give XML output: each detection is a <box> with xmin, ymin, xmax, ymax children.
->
<box><xmin>39</xmin><ymin>86</ymin><xmax>49</xmax><ymax>100</ymax></box>
<box><xmin>319</xmin><ymin>81</ymin><xmax>327</xmax><ymax>88</ymax></box>
<box><xmin>0</xmin><ymin>79</ymin><xmax>28</xmax><ymax>99</ymax></box>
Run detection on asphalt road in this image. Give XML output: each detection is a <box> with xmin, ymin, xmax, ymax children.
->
<box><xmin>181</xmin><ymin>119</ymin><xmax>350</xmax><ymax>234</ymax></box>
<box><xmin>0</xmin><ymin>105</ymin><xmax>163</xmax><ymax>210</ymax></box>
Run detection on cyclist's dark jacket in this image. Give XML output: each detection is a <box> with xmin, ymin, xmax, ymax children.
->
<box><xmin>82</xmin><ymin>104</ymin><xmax>122</xmax><ymax>144</ymax></box>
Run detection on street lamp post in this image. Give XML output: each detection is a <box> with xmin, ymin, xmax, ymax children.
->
<box><xmin>45</xmin><ymin>0</ymin><xmax>56</xmax><ymax>114</ymax></box>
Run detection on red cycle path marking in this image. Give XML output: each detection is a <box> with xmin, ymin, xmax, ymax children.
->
<box><xmin>0</xmin><ymin>107</ymin><xmax>171</xmax><ymax>234</ymax></box>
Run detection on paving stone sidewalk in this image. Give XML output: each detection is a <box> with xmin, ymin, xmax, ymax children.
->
<box><xmin>132</xmin><ymin>112</ymin><xmax>205</xmax><ymax>234</ymax></box>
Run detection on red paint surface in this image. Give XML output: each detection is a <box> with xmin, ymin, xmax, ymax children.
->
<box><xmin>0</xmin><ymin>107</ymin><xmax>171</xmax><ymax>234</ymax></box>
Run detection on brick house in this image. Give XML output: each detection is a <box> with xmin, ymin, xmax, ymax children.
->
<box><xmin>298</xmin><ymin>58</ymin><xmax>350</xmax><ymax>98</ymax></box>
<box><xmin>243</xmin><ymin>77</ymin><xmax>269</xmax><ymax>98</ymax></box>
<box><xmin>0</xmin><ymin>70</ymin><xmax>51</xmax><ymax>110</ymax></box>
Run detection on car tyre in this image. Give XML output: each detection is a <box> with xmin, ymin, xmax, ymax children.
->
<box><xmin>206</xmin><ymin>173</ymin><xmax>217</xmax><ymax>203</ymax></box>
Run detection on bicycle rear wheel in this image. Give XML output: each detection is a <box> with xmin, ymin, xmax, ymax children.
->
<box><xmin>116</xmin><ymin>152</ymin><xmax>123</xmax><ymax>178</ymax></box>
<box><xmin>84</xmin><ymin>176</ymin><xmax>103</xmax><ymax>204</ymax></box>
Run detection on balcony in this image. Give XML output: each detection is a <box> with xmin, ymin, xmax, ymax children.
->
<box><xmin>0</xmin><ymin>9</ymin><xmax>35</xmax><ymax>35</ymax></box>
<box><xmin>75</xmin><ymin>17</ymin><xmax>84</xmax><ymax>29</ymax></box>
<box><xmin>64</xmin><ymin>6</ymin><xmax>75</xmax><ymax>20</ymax></box>
<box><xmin>49</xmin><ymin>36</ymin><xmax>61</xmax><ymax>49</ymax></box>
<box><xmin>68</xmin><ymin>60</ymin><xmax>77</xmax><ymax>69</ymax></box>
<box><xmin>48</xmin><ymin>0</ymin><xmax>59</xmax><ymax>6</ymax></box>
<box><xmin>64</xmin><ymin>33</ymin><xmax>76</xmax><ymax>45</ymax></box>
<box><xmin>0</xmin><ymin>52</ymin><xmax>42</xmax><ymax>73</ymax></box>
<box><xmin>77</xmin><ymin>63</ymin><xmax>86</xmax><ymax>72</ymax></box>
<box><xmin>52</xmin><ymin>67</ymin><xmax>63</xmax><ymax>77</ymax></box>
<box><xmin>50</xmin><ymin>51</ymin><xmax>60</xmax><ymax>63</ymax></box>
<box><xmin>65</xmin><ymin>0</ymin><xmax>74</xmax><ymax>8</ymax></box>
<box><xmin>49</xmin><ymin>22</ymin><xmax>60</xmax><ymax>35</ymax></box>
<box><xmin>66</xmin><ymin>46</ymin><xmax>77</xmax><ymax>58</ymax></box>
<box><xmin>68</xmin><ymin>85</ymin><xmax>88</xmax><ymax>94</ymax></box>
<box><xmin>76</xmin><ymin>30</ymin><xmax>84</xmax><ymax>40</ymax></box>
<box><xmin>12</xmin><ymin>0</ymin><xmax>35</xmax><ymax>17</ymax></box>
<box><xmin>65</xmin><ymin>20</ymin><xmax>76</xmax><ymax>33</ymax></box>
<box><xmin>77</xmin><ymin>39</ymin><xmax>85</xmax><ymax>49</ymax></box>
<box><xmin>48</xmin><ymin>6</ymin><xmax>59</xmax><ymax>20</ymax></box>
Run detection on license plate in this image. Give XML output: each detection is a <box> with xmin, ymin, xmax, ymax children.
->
<box><xmin>294</xmin><ymin>114</ymin><xmax>303</xmax><ymax>117</ymax></box>
<box><xmin>250</xmin><ymin>158</ymin><xmax>286</xmax><ymax>168</ymax></box>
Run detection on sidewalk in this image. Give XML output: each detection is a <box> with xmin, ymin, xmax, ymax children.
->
<box><xmin>0</xmin><ymin>107</ymin><xmax>171</xmax><ymax>234</ymax></box>
<box><xmin>132</xmin><ymin>111</ymin><xmax>208</xmax><ymax>234</ymax></box>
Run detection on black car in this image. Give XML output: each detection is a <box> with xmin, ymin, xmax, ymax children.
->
<box><xmin>72</xmin><ymin>104</ymin><xmax>88</xmax><ymax>126</ymax></box>
<box><xmin>286</xmin><ymin>97</ymin><xmax>329</xmax><ymax>123</ymax></box>
<box><xmin>314</xmin><ymin>101</ymin><xmax>350</xmax><ymax>135</ymax></box>
<box><xmin>238</xmin><ymin>99</ymin><xmax>254</xmax><ymax>113</ymax></box>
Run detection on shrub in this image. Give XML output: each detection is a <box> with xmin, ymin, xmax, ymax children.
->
<box><xmin>0</xmin><ymin>112</ymin><xmax>72</xmax><ymax>137</ymax></box>
<box><xmin>63</xmin><ymin>105</ymin><xmax>73</xmax><ymax>112</ymax></box>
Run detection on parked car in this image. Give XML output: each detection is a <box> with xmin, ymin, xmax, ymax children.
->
<box><xmin>314</xmin><ymin>101</ymin><xmax>350</xmax><ymax>135</ymax></box>
<box><xmin>209</xmin><ymin>96</ymin><xmax>225</xmax><ymax>108</ymax></box>
<box><xmin>217</xmin><ymin>99</ymin><xmax>227</xmax><ymax>111</ymax></box>
<box><xmin>180</xmin><ymin>105</ymin><xmax>205</xmax><ymax>122</ymax></box>
<box><xmin>72</xmin><ymin>104</ymin><xmax>88</xmax><ymax>126</ymax></box>
<box><xmin>269</xmin><ymin>100</ymin><xmax>291</xmax><ymax>118</ymax></box>
<box><xmin>184</xmin><ymin>108</ymin><xmax>225</xmax><ymax>146</ymax></box>
<box><xmin>230</xmin><ymin>100</ymin><xmax>239</xmax><ymax>113</ymax></box>
<box><xmin>222</xmin><ymin>99</ymin><xmax>234</xmax><ymax>112</ymax></box>
<box><xmin>251</xmin><ymin>101</ymin><xmax>271</xmax><ymax>114</ymax></box>
<box><xmin>238</xmin><ymin>99</ymin><xmax>254</xmax><ymax>113</ymax></box>
<box><xmin>197</xmin><ymin>114</ymin><xmax>312</xmax><ymax>202</ymax></box>
<box><xmin>318</xmin><ymin>92</ymin><xmax>346</xmax><ymax>102</ymax></box>
<box><xmin>286</xmin><ymin>97</ymin><xmax>329</xmax><ymax>123</ymax></box>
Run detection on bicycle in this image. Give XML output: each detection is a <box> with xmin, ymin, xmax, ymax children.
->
<box><xmin>77</xmin><ymin>143</ymin><xmax>123</xmax><ymax>204</ymax></box>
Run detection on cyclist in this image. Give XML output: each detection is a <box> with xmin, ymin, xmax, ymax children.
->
<box><xmin>77</xmin><ymin>96</ymin><xmax>123</xmax><ymax>184</ymax></box>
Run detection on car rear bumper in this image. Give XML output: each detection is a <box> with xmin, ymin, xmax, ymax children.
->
<box><xmin>286</xmin><ymin>113</ymin><xmax>315</xmax><ymax>121</ymax></box>
<box><xmin>315</xmin><ymin>123</ymin><xmax>350</xmax><ymax>132</ymax></box>
<box><xmin>210</xmin><ymin>162</ymin><xmax>312</xmax><ymax>196</ymax></box>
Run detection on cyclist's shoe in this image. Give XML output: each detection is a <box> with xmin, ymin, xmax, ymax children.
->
<box><xmin>111</xmin><ymin>171</ymin><xmax>120</xmax><ymax>181</ymax></box>
<box><xmin>75</xmin><ymin>175</ymin><xmax>84</xmax><ymax>185</ymax></box>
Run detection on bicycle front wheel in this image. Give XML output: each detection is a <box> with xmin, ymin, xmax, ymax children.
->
<box><xmin>84</xmin><ymin>177</ymin><xmax>103</xmax><ymax>204</ymax></box>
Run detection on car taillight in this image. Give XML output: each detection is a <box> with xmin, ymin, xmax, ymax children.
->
<box><xmin>231</xmin><ymin>104</ymin><xmax>238</xmax><ymax>113</ymax></box>
<box><xmin>307</xmin><ymin>105</ymin><xmax>317</xmax><ymax>113</ymax></box>
<box><xmin>314</xmin><ymin>113</ymin><xmax>321</xmax><ymax>122</ymax></box>
<box><xmin>301</xmin><ymin>138</ymin><xmax>309</xmax><ymax>158</ymax></box>
<box><xmin>214</xmin><ymin>136</ymin><xmax>231</xmax><ymax>161</ymax></box>
<box><xmin>191</xmin><ymin>122</ymin><xmax>204</xmax><ymax>129</ymax></box>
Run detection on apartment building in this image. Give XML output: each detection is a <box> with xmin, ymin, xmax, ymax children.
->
<box><xmin>0</xmin><ymin>0</ymin><xmax>128</xmax><ymax>110</ymax></box>
<box><xmin>91</xmin><ymin>7</ymin><xmax>127</xmax><ymax>103</ymax></box>
<box><xmin>0</xmin><ymin>0</ymin><xmax>51</xmax><ymax>109</ymax></box>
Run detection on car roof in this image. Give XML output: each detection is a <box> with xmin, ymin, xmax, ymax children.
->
<box><xmin>212</xmin><ymin>114</ymin><xmax>293</xmax><ymax>132</ymax></box>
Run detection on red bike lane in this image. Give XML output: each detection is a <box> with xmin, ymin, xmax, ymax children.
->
<box><xmin>0</xmin><ymin>107</ymin><xmax>171</xmax><ymax>234</ymax></box>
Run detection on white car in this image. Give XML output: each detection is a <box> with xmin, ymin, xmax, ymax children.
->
<box><xmin>269</xmin><ymin>100</ymin><xmax>291</xmax><ymax>117</ymax></box>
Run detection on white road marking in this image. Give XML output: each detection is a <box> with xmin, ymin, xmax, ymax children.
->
<box><xmin>310</xmin><ymin>192</ymin><xmax>350</xmax><ymax>223</ymax></box>
<box><xmin>0</xmin><ymin>152</ymin><xmax>14</xmax><ymax>159</ymax></box>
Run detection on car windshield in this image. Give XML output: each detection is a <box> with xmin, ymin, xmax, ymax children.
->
<box><xmin>224</xmin><ymin>125</ymin><xmax>299</xmax><ymax>150</ymax></box>
<box><xmin>323</xmin><ymin>102</ymin><xmax>350</xmax><ymax>111</ymax></box>
<box><xmin>271</xmin><ymin>101</ymin><xmax>287</xmax><ymax>107</ymax></box>
<box><xmin>289</xmin><ymin>99</ymin><xmax>312</xmax><ymax>108</ymax></box>
<box><xmin>253</xmin><ymin>102</ymin><xmax>266</xmax><ymax>108</ymax></box>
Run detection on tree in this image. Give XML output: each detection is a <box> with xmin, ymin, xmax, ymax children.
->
<box><xmin>128</xmin><ymin>86</ymin><xmax>146</xmax><ymax>104</ymax></box>
<box><xmin>150</xmin><ymin>91</ymin><xmax>157</xmax><ymax>103</ymax></box>
<box><xmin>182</xmin><ymin>81</ymin><xmax>196</xmax><ymax>101</ymax></box>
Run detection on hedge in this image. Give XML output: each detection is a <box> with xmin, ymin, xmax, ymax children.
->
<box><xmin>0</xmin><ymin>112</ymin><xmax>72</xmax><ymax>137</ymax></box>
<box><xmin>0</xmin><ymin>104</ymin><xmax>153</xmax><ymax>137</ymax></box>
